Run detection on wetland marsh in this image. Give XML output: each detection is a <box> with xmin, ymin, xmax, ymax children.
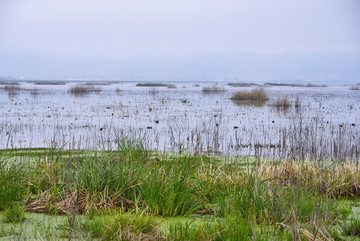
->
<box><xmin>0</xmin><ymin>80</ymin><xmax>360</xmax><ymax>240</ymax></box>
<box><xmin>1</xmin><ymin>81</ymin><xmax>359</xmax><ymax>160</ymax></box>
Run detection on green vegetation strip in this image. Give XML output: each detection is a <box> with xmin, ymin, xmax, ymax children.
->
<box><xmin>1</xmin><ymin>143</ymin><xmax>360</xmax><ymax>240</ymax></box>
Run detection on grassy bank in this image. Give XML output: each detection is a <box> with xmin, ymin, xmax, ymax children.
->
<box><xmin>1</xmin><ymin>142</ymin><xmax>360</xmax><ymax>240</ymax></box>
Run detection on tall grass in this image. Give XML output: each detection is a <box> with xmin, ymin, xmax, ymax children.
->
<box><xmin>114</xmin><ymin>131</ymin><xmax>150</xmax><ymax>161</ymax></box>
<box><xmin>0</xmin><ymin>159</ymin><xmax>26</xmax><ymax>210</ymax></box>
<box><xmin>102</xmin><ymin>211</ymin><xmax>162</xmax><ymax>240</ymax></box>
<box><xmin>58</xmin><ymin>210</ymin><xmax>162</xmax><ymax>240</ymax></box>
<box><xmin>166</xmin><ymin>219</ymin><xmax>254</xmax><ymax>241</ymax></box>
<box><xmin>53</xmin><ymin>153</ymin><xmax>143</xmax><ymax>215</ymax></box>
<box><xmin>216</xmin><ymin>169</ymin><xmax>336</xmax><ymax>226</ymax></box>
<box><xmin>3</xmin><ymin>202</ymin><xmax>26</xmax><ymax>223</ymax></box>
<box><xmin>141</xmin><ymin>156</ymin><xmax>202</xmax><ymax>216</ymax></box>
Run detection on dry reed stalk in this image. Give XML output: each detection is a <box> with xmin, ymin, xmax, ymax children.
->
<box><xmin>26</xmin><ymin>188</ymin><xmax>144</xmax><ymax>215</ymax></box>
<box><xmin>256</xmin><ymin>160</ymin><xmax>360</xmax><ymax>198</ymax></box>
<box><xmin>26</xmin><ymin>194</ymin><xmax>48</xmax><ymax>213</ymax></box>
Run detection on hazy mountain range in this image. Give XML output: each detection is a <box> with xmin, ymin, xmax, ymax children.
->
<box><xmin>0</xmin><ymin>50</ymin><xmax>359</xmax><ymax>84</ymax></box>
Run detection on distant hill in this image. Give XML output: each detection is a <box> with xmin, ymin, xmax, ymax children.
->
<box><xmin>0</xmin><ymin>50</ymin><xmax>359</xmax><ymax>84</ymax></box>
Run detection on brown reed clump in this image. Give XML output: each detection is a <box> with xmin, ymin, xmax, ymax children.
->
<box><xmin>149</xmin><ymin>88</ymin><xmax>159</xmax><ymax>95</ymax></box>
<box><xmin>257</xmin><ymin>160</ymin><xmax>360</xmax><ymax>198</ymax></box>
<box><xmin>274</xmin><ymin>96</ymin><xmax>291</xmax><ymax>108</ymax></box>
<box><xmin>26</xmin><ymin>189</ymin><xmax>140</xmax><ymax>215</ymax></box>
<box><xmin>230</xmin><ymin>88</ymin><xmax>269</xmax><ymax>101</ymax></box>
<box><xmin>3</xmin><ymin>84</ymin><xmax>22</xmax><ymax>98</ymax></box>
<box><xmin>68</xmin><ymin>84</ymin><xmax>102</xmax><ymax>97</ymax></box>
<box><xmin>202</xmin><ymin>86</ymin><xmax>226</xmax><ymax>94</ymax></box>
<box><xmin>25</xmin><ymin>193</ymin><xmax>48</xmax><ymax>213</ymax></box>
<box><xmin>295</xmin><ymin>96</ymin><xmax>301</xmax><ymax>108</ymax></box>
<box><xmin>4</xmin><ymin>84</ymin><xmax>22</xmax><ymax>92</ymax></box>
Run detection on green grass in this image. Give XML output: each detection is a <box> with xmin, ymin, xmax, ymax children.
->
<box><xmin>3</xmin><ymin>202</ymin><xmax>26</xmax><ymax>223</ymax></box>
<box><xmin>1</xmin><ymin>142</ymin><xmax>360</xmax><ymax>240</ymax></box>
<box><xmin>341</xmin><ymin>217</ymin><xmax>360</xmax><ymax>237</ymax></box>
<box><xmin>141</xmin><ymin>156</ymin><xmax>202</xmax><ymax>216</ymax></box>
<box><xmin>0</xmin><ymin>159</ymin><xmax>26</xmax><ymax>210</ymax></box>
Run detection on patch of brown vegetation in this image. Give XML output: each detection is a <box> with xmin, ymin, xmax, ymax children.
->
<box><xmin>230</xmin><ymin>88</ymin><xmax>268</xmax><ymax>101</ymax></box>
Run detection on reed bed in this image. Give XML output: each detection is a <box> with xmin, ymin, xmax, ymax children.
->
<box><xmin>68</xmin><ymin>84</ymin><xmax>102</xmax><ymax>97</ymax></box>
<box><xmin>2</xmin><ymin>84</ymin><xmax>23</xmax><ymax>97</ymax></box>
<box><xmin>230</xmin><ymin>88</ymin><xmax>269</xmax><ymax>101</ymax></box>
<box><xmin>201</xmin><ymin>86</ymin><xmax>226</xmax><ymax>93</ymax></box>
<box><xmin>274</xmin><ymin>96</ymin><xmax>291</xmax><ymax>108</ymax></box>
<box><xmin>257</xmin><ymin>160</ymin><xmax>360</xmax><ymax>198</ymax></box>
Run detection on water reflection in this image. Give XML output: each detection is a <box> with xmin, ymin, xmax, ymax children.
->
<box><xmin>231</xmin><ymin>100</ymin><xmax>268</xmax><ymax>107</ymax></box>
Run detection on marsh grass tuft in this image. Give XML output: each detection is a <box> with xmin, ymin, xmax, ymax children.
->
<box><xmin>149</xmin><ymin>88</ymin><xmax>159</xmax><ymax>94</ymax></box>
<box><xmin>201</xmin><ymin>86</ymin><xmax>226</xmax><ymax>94</ymax></box>
<box><xmin>230</xmin><ymin>88</ymin><xmax>268</xmax><ymax>101</ymax></box>
<box><xmin>341</xmin><ymin>217</ymin><xmax>360</xmax><ymax>237</ymax></box>
<box><xmin>102</xmin><ymin>211</ymin><xmax>162</xmax><ymax>240</ymax></box>
<box><xmin>0</xmin><ymin>159</ymin><xmax>26</xmax><ymax>210</ymax></box>
<box><xmin>29</xmin><ymin>88</ymin><xmax>41</xmax><ymax>97</ymax></box>
<box><xmin>274</xmin><ymin>96</ymin><xmax>291</xmax><ymax>112</ymax></box>
<box><xmin>295</xmin><ymin>95</ymin><xmax>301</xmax><ymax>108</ymax></box>
<box><xmin>2</xmin><ymin>84</ymin><xmax>22</xmax><ymax>98</ymax></box>
<box><xmin>141</xmin><ymin>156</ymin><xmax>202</xmax><ymax>217</ymax></box>
<box><xmin>274</xmin><ymin>96</ymin><xmax>291</xmax><ymax>108</ymax></box>
<box><xmin>68</xmin><ymin>84</ymin><xmax>102</xmax><ymax>97</ymax></box>
<box><xmin>167</xmin><ymin>217</ymin><xmax>260</xmax><ymax>240</ymax></box>
<box><xmin>3</xmin><ymin>202</ymin><xmax>26</xmax><ymax>223</ymax></box>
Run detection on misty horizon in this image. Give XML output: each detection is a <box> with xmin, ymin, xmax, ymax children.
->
<box><xmin>1</xmin><ymin>0</ymin><xmax>359</xmax><ymax>83</ymax></box>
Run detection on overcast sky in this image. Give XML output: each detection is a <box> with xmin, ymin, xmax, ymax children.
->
<box><xmin>0</xmin><ymin>0</ymin><xmax>359</xmax><ymax>60</ymax></box>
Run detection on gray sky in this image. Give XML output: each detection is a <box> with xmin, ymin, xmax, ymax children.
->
<box><xmin>0</xmin><ymin>0</ymin><xmax>359</xmax><ymax>60</ymax></box>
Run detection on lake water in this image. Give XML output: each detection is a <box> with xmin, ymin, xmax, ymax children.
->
<box><xmin>1</xmin><ymin>81</ymin><xmax>359</xmax><ymax>160</ymax></box>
